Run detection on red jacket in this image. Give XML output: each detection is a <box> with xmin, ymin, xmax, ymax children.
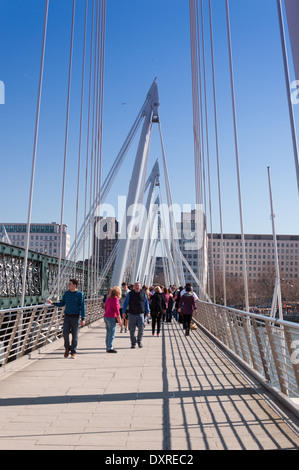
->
<box><xmin>104</xmin><ymin>296</ymin><xmax>120</xmax><ymax>318</ymax></box>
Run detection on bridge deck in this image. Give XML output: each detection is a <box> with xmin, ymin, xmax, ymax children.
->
<box><xmin>0</xmin><ymin>319</ymin><xmax>298</xmax><ymax>451</ymax></box>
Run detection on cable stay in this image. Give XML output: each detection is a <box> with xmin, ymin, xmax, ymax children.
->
<box><xmin>47</xmin><ymin>82</ymin><xmax>155</xmax><ymax>298</ymax></box>
<box><xmin>111</xmin><ymin>79</ymin><xmax>160</xmax><ymax>288</ymax></box>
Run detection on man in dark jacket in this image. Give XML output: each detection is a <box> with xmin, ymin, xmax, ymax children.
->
<box><xmin>178</xmin><ymin>286</ymin><xmax>197</xmax><ymax>336</ymax></box>
<box><xmin>122</xmin><ymin>281</ymin><xmax>150</xmax><ymax>348</ymax></box>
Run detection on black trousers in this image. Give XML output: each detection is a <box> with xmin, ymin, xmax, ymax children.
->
<box><xmin>151</xmin><ymin>313</ymin><xmax>162</xmax><ymax>334</ymax></box>
<box><xmin>182</xmin><ymin>314</ymin><xmax>192</xmax><ymax>331</ymax></box>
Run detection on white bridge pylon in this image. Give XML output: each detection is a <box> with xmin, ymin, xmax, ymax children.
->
<box><xmin>49</xmin><ymin>78</ymin><xmax>208</xmax><ymax>298</ymax></box>
<box><xmin>111</xmin><ymin>78</ymin><xmax>186</xmax><ymax>288</ymax></box>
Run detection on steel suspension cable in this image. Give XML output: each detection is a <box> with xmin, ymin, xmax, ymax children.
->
<box><xmin>82</xmin><ymin>0</ymin><xmax>95</xmax><ymax>296</ymax></box>
<box><xmin>89</xmin><ymin>0</ymin><xmax>99</xmax><ymax>297</ymax></box>
<box><xmin>158</xmin><ymin>123</ymin><xmax>185</xmax><ymax>286</ymax></box>
<box><xmin>48</xmin><ymin>101</ymin><xmax>145</xmax><ymax>298</ymax></box>
<box><xmin>92</xmin><ymin>0</ymin><xmax>101</xmax><ymax>297</ymax></box>
<box><xmin>56</xmin><ymin>0</ymin><xmax>76</xmax><ymax>299</ymax></box>
<box><xmin>200</xmin><ymin>0</ymin><xmax>215</xmax><ymax>302</ymax></box>
<box><xmin>21</xmin><ymin>0</ymin><xmax>49</xmax><ymax>307</ymax></box>
<box><xmin>74</xmin><ymin>0</ymin><xmax>89</xmax><ymax>278</ymax></box>
<box><xmin>189</xmin><ymin>0</ymin><xmax>209</xmax><ymax>297</ymax></box>
<box><xmin>189</xmin><ymin>0</ymin><xmax>202</xmax><ymax>207</ymax></box>
<box><xmin>195</xmin><ymin>0</ymin><xmax>207</xmax><ymax>224</ymax></box>
<box><xmin>208</xmin><ymin>0</ymin><xmax>227</xmax><ymax>306</ymax></box>
<box><xmin>96</xmin><ymin>0</ymin><xmax>106</xmax><ymax>295</ymax></box>
<box><xmin>225</xmin><ymin>0</ymin><xmax>249</xmax><ymax>312</ymax></box>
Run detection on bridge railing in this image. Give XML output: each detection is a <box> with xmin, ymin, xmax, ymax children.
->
<box><xmin>195</xmin><ymin>301</ymin><xmax>299</xmax><ymax>403</ymax></box>
<box><xmin>0</xmin><ymin>299</ymin><xmax>104</xmax><ymax>366</ymax></box>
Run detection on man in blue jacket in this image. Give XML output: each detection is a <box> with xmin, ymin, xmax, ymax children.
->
<box><xmin>48</xmin><ymin>279</ymin><xmax>85</xmax><ymax>358</ymax></box>
<box><xmin>122</xmin><ymin>281</ymin><xmax>150</xmax><ymax>348</ymax></box>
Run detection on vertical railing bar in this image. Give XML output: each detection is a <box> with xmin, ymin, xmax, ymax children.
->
<box><xmin>226</xmin><ymin>309</ymin><xmax>238</xmax><ymax>355</ymax></box>
<box><xmin>19</xmin><ymin>307</ymin><xmax>38</xmax><ymax>357</ymax></box>
<box><xmin>218</xmin><ymin>307</ymin><xmax>229</xmax><ymax>347</ymax></box>
<box><xmin>50</xmin><ymin>307</ymin><xmax>65</xmax><ymax>342</ymax></box>
<box><xmin>284</xmin><ymin>325</ymin><xmax>299</xmax><ymax>393</ymax></box>
<box><xmin>32</xmin><ymin>305</ymin><xmax>50</xmax><ymax>350</ymax></box>
<box><xmin>43</xmin><ymin>305</ymin><xmax>57</xmax><ymax>344</ymax></box>
<box><xmin>0</xmin><ymin>312</ymin><xmax>4</xmax><ymax>330</ymax></box>
<box><xmin>3</xmin><ymin>310</ymin><xmax>23</xmax><ymax>364</ymax></box>
<box><xmin>217</xmin><ymin>307</ymin><xmax>226</xmax><ymax>345</ymax></box>
<box><xmin>214</xmin><ymin>305</ymin><xmax>220</xmax><ymax>337</ymax></box>
<box><xmin>265</xmin><ymin>320</ymin><xmax>288</xmax><ymax>396</ymax></box>
<box><xmin>242</xmin><ymin>314</ymin><xmax>256</xmax><ymax>369</ymax></box>
<box><xmin>232</xmin><ymin>311</ymin><xmax>243</xmax><ymax>359</ymax></box>
<box><xmin>251</xmin><ymin>318</ymin><xmax>271</xmax><ymax>382</ymax></box>
<box><xmin>222</xmin><ymin>308</ymin><xmax>233</xmax><ymax>350</ymax></box>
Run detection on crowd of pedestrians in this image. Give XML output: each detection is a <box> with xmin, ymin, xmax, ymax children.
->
<box><xmin>49</xmin><ymin>278</ymin><xmax>198</xmax><ymax>358</ymax></box>
<box><xmin>102</xmin><ymin>281</ymin><xmax>198</xmax><ymax>353</ymax></box>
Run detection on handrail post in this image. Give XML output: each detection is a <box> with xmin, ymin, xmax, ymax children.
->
<box><xmin>251</xmin><ymin>318</ymin><xmax>271</xmax><ymax>382</ymax></box>
<box><xmin>265</xmin><ymin>321</ymin><xmax>288</xmax><ymax>396</ymax></box>
<box><xmin>284</xmin><ymin>325</ymin><xmax>299</xmax><ymax>392</ymax></box>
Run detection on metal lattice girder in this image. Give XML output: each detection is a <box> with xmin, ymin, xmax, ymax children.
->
<box><xmin>0</xmin><ymin>242</ymin><xmax>88</xmax><ymax>309</ymax></box>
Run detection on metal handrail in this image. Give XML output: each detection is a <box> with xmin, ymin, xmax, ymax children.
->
<box><xmin>195</xmin><ymin>301</ymin><xmax>299</xmax><ymax>401</ymax></box>
<box><xmin>0</xmin><ymin>298</ymin><xmax>104</xmax><ymax>366</ymax></box>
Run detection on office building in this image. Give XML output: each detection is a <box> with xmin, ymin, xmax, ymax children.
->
<box><xmin>93</xmin><ymin>217</ymin><xmax>119</xmax><ymax>270</ymax></box>
<box><xmin>177</xmin><ymin>211</ymin><xmax>299</xmax><ymax>284</ymax></box>
<box><xmin>209</xmin><ymin>233</ymin><xmax>299</xmax><ymax>280</ymax></box>
<box><xmin>0</xmin><ymin>222</ymin><xmax>70</xmax><ymax>259</ymax></box>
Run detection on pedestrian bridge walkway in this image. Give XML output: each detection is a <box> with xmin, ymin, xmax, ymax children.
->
<box><xmin>0</xmin><ymin>318</ymin><xmax>299</xmax><ymax>450</ymax></box>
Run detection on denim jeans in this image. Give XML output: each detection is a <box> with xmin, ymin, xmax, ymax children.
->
<box><xmin>104</xmin><ymin>316</ymin><xmax>116</xmax><ymax>350</ymax></box>
<box><xmin>63</xmin><ymin>315</ymin><xmax>80</xmax><ymax>354</ymax></box>
<box><xmin>128</xmin><ymin>313</ymin><xmax>144</xmax><ymax>346</ymax></box>
<box><xmin>166</xmin><ymin>308</ymin><xmax>173</xmax><ymax>322</ymax></box>
<box><xmin>172</xmin><ymin>308</ymin><xmax>178</xmax><ymax>321</ymax></box>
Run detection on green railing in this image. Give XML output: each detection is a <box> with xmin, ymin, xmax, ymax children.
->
<box><xmin>0</xmin><ymin>242</ymin><xmax>107</xmax><ymax>309</ymax></box>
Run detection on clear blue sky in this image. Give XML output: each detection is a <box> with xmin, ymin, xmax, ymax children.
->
<box><xmin>0</xmin><ymin>0</ymin><xmax>299</xmax><ymax>247</ymax></box>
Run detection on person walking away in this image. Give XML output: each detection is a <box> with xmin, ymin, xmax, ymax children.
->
<box><xmin>104</xmin><ymin>286</ymin><xmax>121</xmax><ymax>353</ymax></box>
<box><xmin>166</xmin><ymin>288</ymin><xmax>174</xmax><ymax>322</ymax></box>
<box><xmin>162</xmin><ymin>287</ymin><xmax>170</xmax><ymax>323</ymax></box>
<box><xmin>178</xmin><ymin>286</ymin><xmax>197</xmax><ymax>336</ymax></box>
<box><xmin>173</xmin><ymin>286</ymin><xmax>183</xmax><ymax>322</ymax></box>
<box><xmin>119</xmin><ymin>282</ymin><xmax>130</xmax><ymax>333</ymax></box>
<box><xmin>48</xmin><ymin>279</ymin><xmax>85</xmax><ymax>358</ymax></box>
<box><xmin>180</xmin><ymin>283</ymin><xmax>199</xmax><ymax>300</ymax></box>
<box><xmin>150</xmin><ymin>286</ymin><xmax>166</xmax><ymax>336</ymax></box>
<box><xmin>122</xmin><ymin>281</ymin><xmax>150</xmax><ymax>348</ymax></box>
<box><xmin>142</xmin><ymin>285</ymin><xmax>151</xmax><ymax>325</ymax></box>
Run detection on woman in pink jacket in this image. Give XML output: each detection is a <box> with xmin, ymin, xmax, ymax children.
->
<box><xmin>104</xmin><ymin>286</ymin><xmax>121</xmax><ymax>353</ymax></box>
